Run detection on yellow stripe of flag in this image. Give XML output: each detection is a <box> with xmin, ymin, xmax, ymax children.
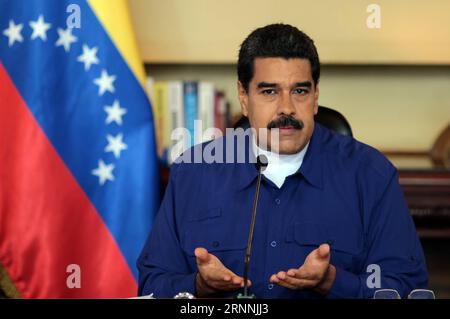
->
<box><xmin>87</xmin><ymin>0</ymin><xmax>147</xmax><ymax>89</ymax></box>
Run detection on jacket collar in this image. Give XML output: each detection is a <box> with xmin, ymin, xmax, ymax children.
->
<box><xmin>235</xmin><ymin>122</ymin><xmax>324</xmax><ymax>190</ymax></box>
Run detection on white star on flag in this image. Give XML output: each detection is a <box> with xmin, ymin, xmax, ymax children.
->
<box><xmin>104</xmin><ymin>100</ymin><xmax>127</xmax><ymax>125</ymax></box>
<box><xmin>94</xmin><ymin>69</ymin><xmax>116</xmax><ymax>96</ymax></box>
<box><xmin>91</xmin><ymin>159</ymin><xmax>115</xmax><ymax>185</ymax></box>
<box><xmin>77</xmin><ymin>44</ymin><xmax>99</xmax><ymax>71</ymax></box>
<box><xmin>55</xmin><ymin>27</ymin><xmax>77</xmax><ymax>52</ymax></box>
<box><xmin>29</xmin><ymin>15</ymin><xmax>51</xmax><ymax>41</ymax></box>
<box><xmin>105</xmin><ymin>133</ymin><xmax>128</xmax><ymax>158</ymax></box>
<box><xmin>3</xmin><ymin>20</ymin><xmax>23</xmax><ymax>47</ymax></box>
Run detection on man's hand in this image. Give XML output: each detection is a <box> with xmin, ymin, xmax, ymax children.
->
<box><xmin>269</xmin><ymin>243</ymin><xmax>336</xmax><ymax>295</ymax></box>
<box><xmin>194</xmin><ymin>247</ymin><xmax>251</xmax><ymax>297</ymax></box>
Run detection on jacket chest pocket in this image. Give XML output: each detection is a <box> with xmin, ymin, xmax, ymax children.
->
<box><xmin>181</xmin><ymin>208</ymin><xmax>247</xmax><ymax>272</ymax></box>
<box><xmin>285</xmin><ymin>222</ymin><xmax>363</xmax><ymax>272</ymax></box>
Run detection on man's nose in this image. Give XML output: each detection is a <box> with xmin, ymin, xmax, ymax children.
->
<box><xmin>276</xmin><ymin>91</ymin><xmax>296</xmax><ymax>116</ymax></box>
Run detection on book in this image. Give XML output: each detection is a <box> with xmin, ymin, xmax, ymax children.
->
<box><xmin>153</xmin><ymin>82</ymin><xmax>169</xmax><ymax>161</ymax></box>
<box><xmin>198</xmin><ymin>82</ymin><xmax>216</xmax><ymax>142</ymax></box>
<box><xmin>167</xmin><ymin>81</ymin><xmax>184</xmax><ymax>164</ymax></box>
<box><xmin>183</xmin><ymin>81</ymin><xmax>198</xmax><ymax>147</ymax></box>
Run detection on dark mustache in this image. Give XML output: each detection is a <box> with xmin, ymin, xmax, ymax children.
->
<box><xmin>267</xmin><ymin>116</ymin><xmax>304</xmax><ymax>130</ymax></box>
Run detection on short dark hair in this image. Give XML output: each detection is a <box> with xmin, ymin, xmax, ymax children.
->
<box><xmin>237</xmin><ymin>23</ymin><xmax>320</xmax><ymax>92</ymax></box>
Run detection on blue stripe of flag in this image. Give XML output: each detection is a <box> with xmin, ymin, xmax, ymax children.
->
<box><xmin>0</xmin><ymin>0</ymin><xmax>159</xmax><ymax>279</ymax></box>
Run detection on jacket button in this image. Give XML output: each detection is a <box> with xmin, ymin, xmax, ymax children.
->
<box><xmin>212</xmin><ymin>241</ymin><xmax>219</xmax><ymax>248</ymax></box>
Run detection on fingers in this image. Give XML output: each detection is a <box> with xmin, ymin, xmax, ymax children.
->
<box><xmin>282</xmin><ymin>266</ymin><xmax>317</xmax><ymax>281</ymax></box>
<box><xmin>219</xmin><ymin>274</ymin><xmax>240</xmax><ymax>288</ymax></box>
<box><xmin>270</xmin><ymin>270</ymin><xmax>317</xmax><ymax>290</ymax></box>
<box><xmin>194</xmin><ymin>247</ymin><xmax>210</xmax><ymax>265</ymax></box>
<box><xmin>231</xmin><ymin>276</ymin><xmax>242</xmax><ymax>285</ymax></box>
<box><xmin>287</xmin><ymin>269</ymin><xmax>297</xmax><ymax>277</ymax></box>
<box><xmin>215</xmin><ymin>274</ymin><xmax>251</xmax><ymax>291</ymax></box>
<box><xmin>224</xmin><ymin>274</ymin><xmax>244</xmax><ymax>285</ymax></box>
<box><xmin>318</xmin><ymin>243</ymin><xmax>330</xmax><ymax>259</ymax></box>
<box><xmin>228</xmin><ymin>273</ymin><xmax>252</xmax><ymax>288</ymax></box>
<box><xmin>194</xmin><ymin>247</ymin><xmax>251</xmax><ymax>292</ymax></box>
<box><xmin>226</xmin><ymin>275</ymin><xmax>252</xmax><ymax>288</ymax></box>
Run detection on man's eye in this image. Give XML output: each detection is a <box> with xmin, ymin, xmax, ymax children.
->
<box><xmin>293</xmin><ymin>89</ymin><xmax>308</xmax><ymax>95</ymax></box>
<box><xmin>262</xmin><ymin>89</ymin><xmax>276</xmax><ymax>95</ymax></box>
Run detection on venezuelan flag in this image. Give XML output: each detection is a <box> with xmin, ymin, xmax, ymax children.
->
<box><xmin>0</xmin><ymin>0</ymin><xmax>158</xmax><ymax>298</ymax></box>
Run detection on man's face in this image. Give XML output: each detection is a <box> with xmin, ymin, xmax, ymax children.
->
<box><xmin>238</xmin><ymin>57</ymin><xmax>319</xmax><ymax>154</ymax></box>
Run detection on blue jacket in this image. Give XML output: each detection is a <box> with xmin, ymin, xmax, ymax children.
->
<box><xmin>137</xmin><ymin>123</ymin><xmax>428</xmax><ymax>298</ymax></box>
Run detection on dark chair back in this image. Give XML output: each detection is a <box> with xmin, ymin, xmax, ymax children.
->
<box><xmin>315</xmin><ymin>105</ymin><xmax>353</xmax><ymax>137</ymax></box>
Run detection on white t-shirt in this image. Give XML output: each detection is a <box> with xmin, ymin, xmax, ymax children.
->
<box><xmin>252</xmin><ymin>137</ymin><xmax>309</xmax><ymax>188</ymax></box>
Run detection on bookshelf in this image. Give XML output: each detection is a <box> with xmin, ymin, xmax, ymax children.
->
<box><xmin>134</xmin><ymin>0</ymin><xmax>450</xmax><ymax>153</ymax></box>
<box><xmin>146</xmin><ymin>63</ymin><xmax>450</xmax><ymax>154</ymax></box>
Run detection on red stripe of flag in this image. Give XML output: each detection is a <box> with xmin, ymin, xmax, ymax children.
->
<box><xmin>0</xmin><ymin>63</ymin><xmax>136</xmax><ymax>298</ymax></box>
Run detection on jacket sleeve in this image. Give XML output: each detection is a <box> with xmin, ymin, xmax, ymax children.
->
<box><xmin>328</xmin><ymin>169</ymin><xmax>428</xmax><ymax>299</ymax></box>
<box><xmin>137</xmin><ymin>163</ymin><xmax>197</xmax><ymax>298</ymax></box>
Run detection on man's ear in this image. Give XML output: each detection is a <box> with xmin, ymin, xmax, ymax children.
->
<box><xmin>237</xmin><ymin>81</ymin><xmax>249</xmax><ymax>116</ymax></box>
<box><xmin>313</xmin><ymin>83</ymin><xmax>319</xmax><ymax>115</ymax></box>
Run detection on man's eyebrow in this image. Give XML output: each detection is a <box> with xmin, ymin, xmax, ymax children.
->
<box><xmin>294</xmin><ymin>81</ymin><xmax>312</xmax><ymax>88</ymax></box>
<box><xmin>256</xmin><ymin>81</ymin><xmax>313</xmax><ymax>89</ymax></box>
<box><xmin>256</xmin><ymin>82</ymin><xmax>278</xmax><ymax>89</ymax></box>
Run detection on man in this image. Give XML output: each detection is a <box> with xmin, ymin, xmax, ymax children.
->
<box><xmin>137</xmin><ymin>24</ymin><xmax>428</xmax><ymax>298</ymax></box>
